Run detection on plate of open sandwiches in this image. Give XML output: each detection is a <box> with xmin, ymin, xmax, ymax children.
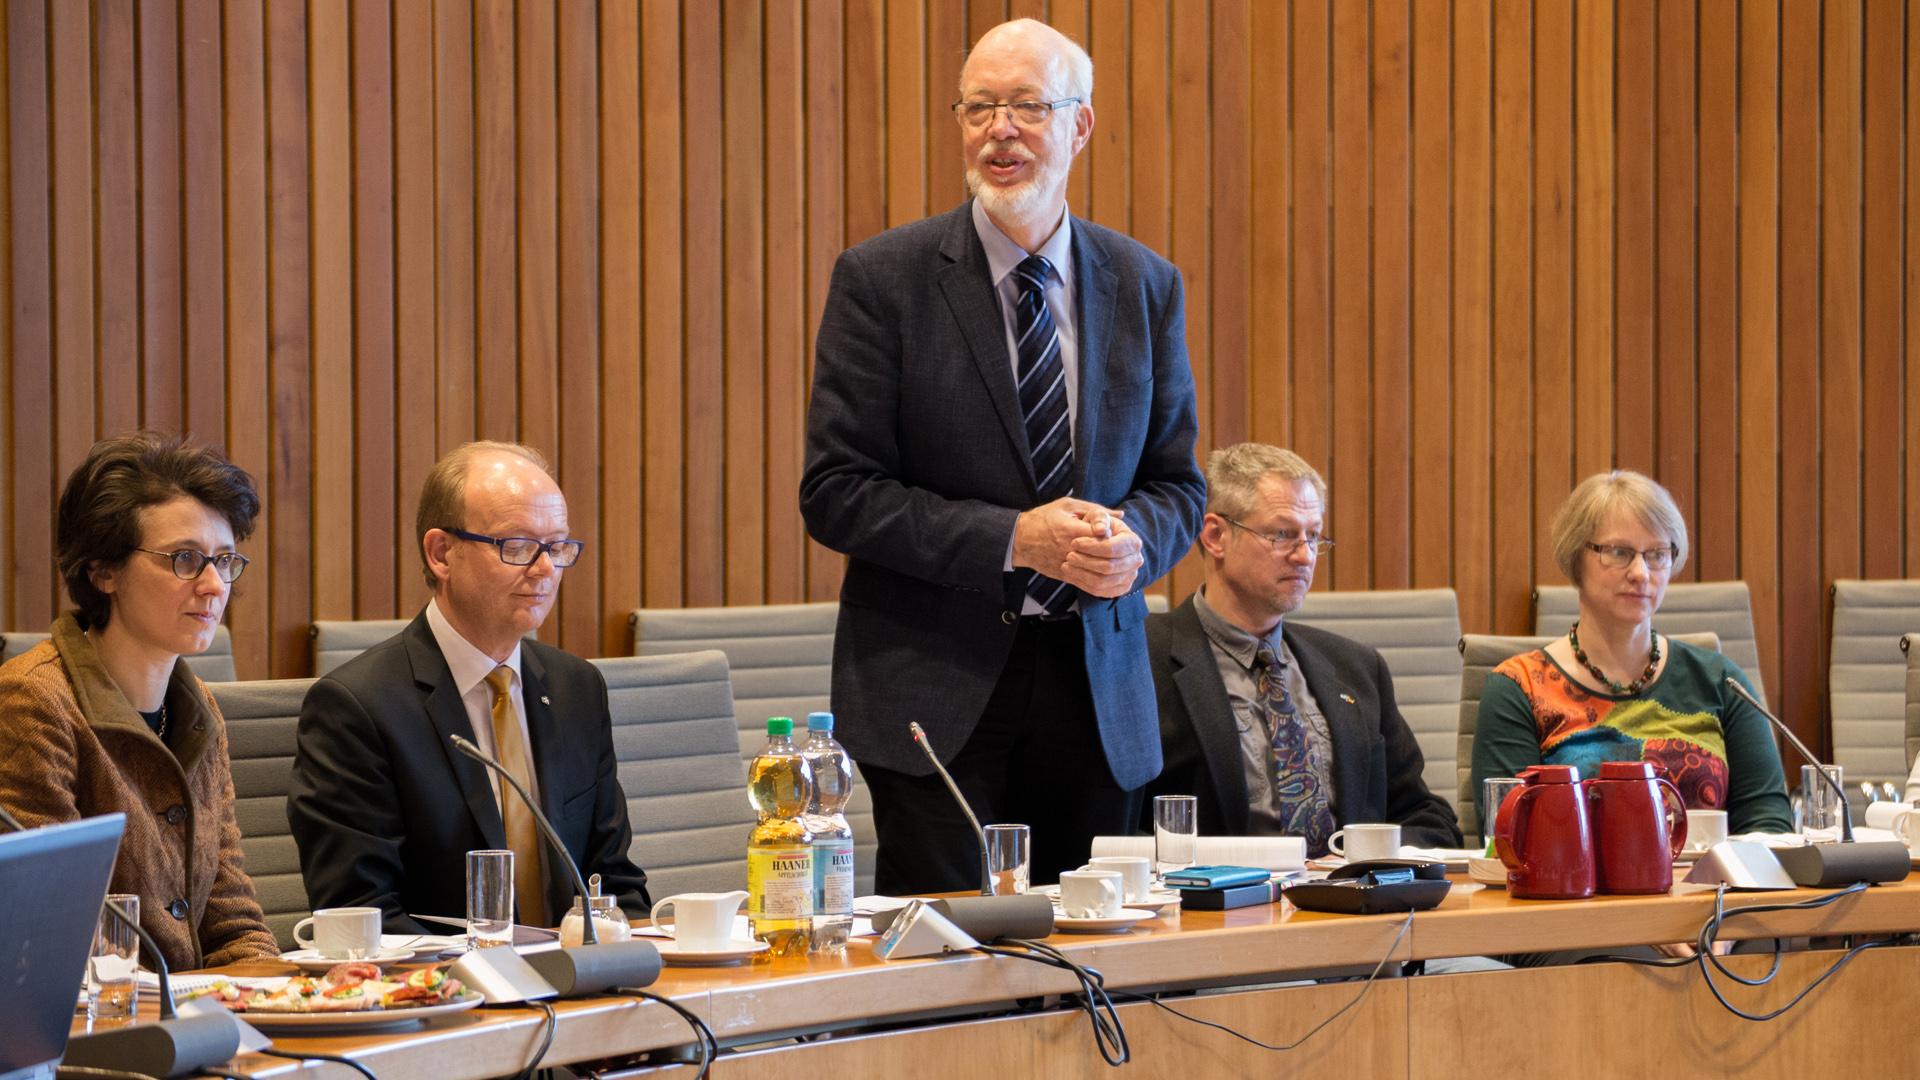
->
<box><xmin>181</xmin><ymin>961</ymin><xmax>481</xmax><ymax>1029</ymax></box>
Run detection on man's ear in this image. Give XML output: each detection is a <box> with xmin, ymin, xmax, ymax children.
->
<box><xmin>422</xmin><ymin>529</ymin><xmax>456</xmax><ymax>586</ymax></box>
<box><xmin>89</xmin><ymin>560</ymin><xmax>119</xmax><ymax>597</ymax></box>
<box><xmin>1198</xmin><ymin>514</ymin><xmax>1230</xmax><ymax>560</ymax></box>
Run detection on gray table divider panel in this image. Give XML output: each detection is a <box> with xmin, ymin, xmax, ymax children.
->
<box><xmin>310</xmin><ymin>618</ymin><xmax>539</xmax><ymax>677</ymax></box>
<box><xmin>1285</xmin><ymin>588</ymin><xmax>1464</xmax><ymax>817</ymax></box>
<box><xmin>1829</xmin><ymin>581</ymin><xmax>1920</xmax><ymax>793</ymax></box>
<box><xmin>206</xmin><ymin>678</ymin><xmax>318</xmax><ymax>951</ymax></box>
<box><xmin>632</xmin><ymin>602</ymin><xmax>877</xmax><ymax>897</ymax></box>
<box><xmin>591</xmin><ymin>651</ymin><xmax>757</xmax><ymax>900</ymax></box>
<box><xmin>1</xmin><ymin>625</ymin><xmax>237</xmax><ymax>682</ymax></box>
<box><xmin>1534</xmin><ymin>581</ymin><xmax>1767</xmax><ymax>708</ymax></box>
<box><xmin>1456</xmin><ymin>631</ymin><xmax>1721</xmax><ymax>840</ymax></box>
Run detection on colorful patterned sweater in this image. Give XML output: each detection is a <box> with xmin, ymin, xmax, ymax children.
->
<box><xmin>1471</xmin><ymin>638</ymin><xmax>1792</xmax><ymax>835</ymax></box>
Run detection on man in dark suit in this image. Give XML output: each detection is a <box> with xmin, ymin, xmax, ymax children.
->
<box><xmin>800</xmin><ymin>19</ymin><xmax>1206</xmax><ymax>893</ymax></box>
<box><xmin>1142</xmin><ymin>444</ymin><xmax>1460</xmax><ymax>851</ymax></box>
<box><xmin>289</xmin><ymin>443</ymin><xmax>648</xmax><ymax>934</ymax></box>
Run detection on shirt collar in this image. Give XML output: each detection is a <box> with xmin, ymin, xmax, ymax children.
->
<box><xmin>1193</xmin><ymin>586</ymin><xmax>1286</xmax><ymax>671</ymax></box>
<box><xmin>971</xmin><ymin>197</ymin><xmax>1074</xmax><ymax>289</ymax></box>
<box><xmin>425</xmin><ymin>598</ymin><xmax>522</xmax><ymax>697</ymax></box>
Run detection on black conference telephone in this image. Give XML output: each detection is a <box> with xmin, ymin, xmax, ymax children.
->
<box><xmin>1283</xmin><ymin>857</ymin><xmax>1451</xmax><ymax>915</ymax></box>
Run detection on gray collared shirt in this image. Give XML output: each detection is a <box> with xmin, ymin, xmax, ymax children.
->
<box><xmin>1191</xmin><ymin>587</ymin><xmax>1336</xmax><ymax>835</ymax></box>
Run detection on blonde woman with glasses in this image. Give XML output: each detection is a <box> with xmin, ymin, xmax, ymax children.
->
<box><xmin>1471</xmin><ymin>470</ymin><xmax>1791</xmax><ymax>837</ymax></box>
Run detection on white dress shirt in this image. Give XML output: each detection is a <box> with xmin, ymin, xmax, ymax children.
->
<box><xmin>975</xmin><ymin>199</ymin><xmax>1083</xmax><ymax>615</ymax></box>
<box><xmin>424</xmin><ymin>599</ymin><xmax>540</xmax><ymax>811</ymax></box>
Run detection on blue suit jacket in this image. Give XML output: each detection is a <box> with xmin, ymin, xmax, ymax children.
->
<box><xmin>800</xmin><ymin>201</ymin><xmax>1205</xmax><ymax>790</ymax></box>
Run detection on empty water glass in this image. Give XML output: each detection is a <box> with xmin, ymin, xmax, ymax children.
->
<box><xmin>1153</xmin><ymin>795</ymin><xmax>1198</xmax><ymax>880</ymax></box>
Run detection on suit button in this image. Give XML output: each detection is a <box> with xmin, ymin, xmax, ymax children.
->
<box><xmin>168</xmin><ymin>899</ymin><xmax>189</xmax><ymax>920</ymax></box>
<box><xmin>1002</xmin><ymin>611</ymin><xmax>1017</xmax><ymax>625</ymax></box>
<box><xmin>165</xmin><ymin>805</ymin><xmax>186</xmax><ymax>825</ymax></box>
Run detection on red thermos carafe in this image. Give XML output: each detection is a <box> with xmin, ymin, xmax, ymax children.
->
<box><xmin>1493</xmin><ymin>764</ymin><xmax>1597</xmax><ymax>899</ymax></box>
<box><xmin>1584</xmin><ymin>760</ymin><xmax>1687</xmax><ymax>894</ymax></box>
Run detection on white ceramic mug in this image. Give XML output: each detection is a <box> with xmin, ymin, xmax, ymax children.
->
<box><xmin>1685</xmin><ymin>809</ymin><xmax>1730</xmax><ymax>851</ymax></box>
<box><xmin>1079</xmin><ymin>856</ymin><xmax>1153</xmax><ymax>903</ymax></box>
<box><xmin>650</xmin><ymin>890</ymin><xmax>749</xmax><ymax>952</ymax></box>
<box><xmin>1889</xmin><ymin>809</ymin><xmax>1920</xmax><ymax>852</ymax></box>
<box><xmin>293</xmin><ymin>907</ymin><xmax>382</xmax><ymax>959</ymax></box>
<box><xmin>1865</xmin><ymin>801</ymin><xmax>1914</xmax><ymax>832</ymax></box>
<box><xmin>1327</xmin><ymin>823</ymin><xmax>1401</xmax><ymax>863</ymax></box>
<box><xmin>1057</xmin><ymin>870</ymin><xmax>1123</xmax><ymax>919</ymax></box>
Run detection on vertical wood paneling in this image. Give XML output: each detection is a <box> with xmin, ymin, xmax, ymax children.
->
<box><xmin>3</xmin><ymin>0</ymin><xmax>1916</xmax><ymax>755</ymax></box>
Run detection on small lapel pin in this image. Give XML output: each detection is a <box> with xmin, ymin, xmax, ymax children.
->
<box><xmin>540</xmin><ymin>695</ymin><xmax>550</xmax><ymax>705</ymax></box>
<box><xmin>1339</xmin><ymin>693</ymin><xmax>1356</xmax><ymax>704</ymax></box>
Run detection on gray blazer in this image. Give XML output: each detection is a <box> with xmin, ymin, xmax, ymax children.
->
<box><xmin>800</xmin><ymin>201</ymin><xmax>1205</xmax><ymax>790</ymax></box>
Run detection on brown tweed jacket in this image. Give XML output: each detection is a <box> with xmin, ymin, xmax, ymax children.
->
<box><xmin>0</xmin><ymin>613</ymin><xmax>278</xmax><ymax>971</ymax></box>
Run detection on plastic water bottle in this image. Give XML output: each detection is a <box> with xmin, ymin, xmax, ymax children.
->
<box><xmin>746</xmin><ymin>717</ymin><xmax>814</xmax><ymax>956</ymax></box>
<box><xmin>802</xmin><ymin>711</ymin><xmax>855</xmax><ymax>955</ymax></box>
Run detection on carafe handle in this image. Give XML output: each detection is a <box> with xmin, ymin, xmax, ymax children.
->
<box><xmin>1494</xmin><ymin>785</ymin><xmax>1538</xmax><ymax>869</ymax></box>
<box><xmin>1657</xmin><ymin>778</ymin><xmax>1688</xmax><ymax>857</ymax></box>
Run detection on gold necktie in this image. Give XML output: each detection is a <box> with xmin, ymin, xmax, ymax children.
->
<box><xmin>484</xmin><ymin>666</ymin><xmax>546</xmax><ymax>927</ymax></box>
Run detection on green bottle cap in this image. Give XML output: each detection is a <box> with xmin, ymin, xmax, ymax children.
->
<box><xmin>766</xmin><ymin>717</ymin><xmax>793</xmax><ymax>736</ymax></box>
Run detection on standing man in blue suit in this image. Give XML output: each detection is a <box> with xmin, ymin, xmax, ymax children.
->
<box><xmin>801</xmin><ymin>18</ymin><xmax>1205</xmax><ymax>893</ymax></box>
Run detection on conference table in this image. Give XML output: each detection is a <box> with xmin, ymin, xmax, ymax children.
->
<box><xmin>88</xmin><ymin>873</ymin><xmax>1920</xmax><ymax>1079</ymax></box>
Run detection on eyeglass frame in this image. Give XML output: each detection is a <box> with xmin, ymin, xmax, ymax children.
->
<box><xmin>133</xmin><ymin>547</ymin><xmax>251</xmax><ymax>583</ymax></box>
<box><xmin>449</xmin><ymin>528</ymin><xmax>585</xmax><ymax>568</ymax></box>
<box><xmin>1217</xmin><ymin>516</ymin><xmax>1335</xmax><ymax>556</ymax></box>
<box><xmin>1584</xmin><ymin>542</ymin><xmax>1677</xmax><ymax>571</ymax></box>
<box><xmin>950</xmin><ymin>97</ymin><xmax>1082</xmax><ymax>128</ymax></box>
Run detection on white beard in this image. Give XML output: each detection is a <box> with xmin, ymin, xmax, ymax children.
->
<box><xmin>965</xmin><ymin>141</ymin><xmax>1072</xmax><ymax>231</ymax></box>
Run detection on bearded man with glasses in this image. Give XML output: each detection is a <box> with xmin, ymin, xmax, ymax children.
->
<box><xmin>1139</xmin><ymin>444</ymin><xmax>1461</xmax><ymax>853</ymax></box>
<box><xmin>290</xmin><ymin>441</ymin><xmax>648</xmax><ymax>934</ymax></box>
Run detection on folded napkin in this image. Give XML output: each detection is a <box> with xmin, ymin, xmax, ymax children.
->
<box><xmin>1089</xmin><ymin>835</ymin><xmax>1306</xmax><ymax>871</ymax></box>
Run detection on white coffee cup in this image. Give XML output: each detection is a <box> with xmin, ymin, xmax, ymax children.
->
<box><xmin>1057</xmin><ymin>870</ymin><xmax>1124</xmax><ymax>919</ymax></box>
<box><xmin>1888</xmin><ymin>809</ymin><xmax>1920</xmax><ymax>852</ymax></box>
<box><xmin>1865</xmin><ymin>801</ymin><xmax>1914</xmax><ymax>832</ymax></box>
<box><xmin>1685</xmin><ymin>809</ymin><xmax>1729</xmax><ymax>851</ymax></box>
<box><xmin>1079</xmin><ymin>856</ymin><xmax>1153</xmax><ymax>903</ymax></box>
<box><xmin>1327</xmin><ymin>823</ymin><xmax>1401</xmax><ymax>863</ymax></box>
<box><xmin>650</xmin><ymin>890</ymin><xmax>749</xmax><ymax>952</ymax></box>
<box><xmin>292</xmin><ymin>907</ymin><xmax>382</xmax><ymax>959</ymax></box>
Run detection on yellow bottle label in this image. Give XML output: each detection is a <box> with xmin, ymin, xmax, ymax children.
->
<box><xmin>748</xmin><ymin>844</ymin><xmax>814</xmax><ymax>919</ymax></box>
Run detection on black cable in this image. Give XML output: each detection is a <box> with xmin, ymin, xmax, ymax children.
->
<box><xmin>1691</xmin><ymin>881</ymin><xmax>1901</xmax><ymax>1021</ymax></box>
<box><xmin>499</xmin><ymin>1000</ymin><xmax>559</xmax><ymax>1080</ymax></box>
<box><xmin>256</xmin><ymin>1047</ymin><xmax>380</xmax><ymax>1080</ymax></box>
<box><xmin>612</xmin><ymin>988</ymin><xmax>717</xmax><ymax>1080</ymax></box>
<box><xmin>1108</xmin><ymin>908</ymin><xmax>1414</xmax><ymax>1053</ymax></box>
<box><xmin>976</xmin><ymin>941</ymin><xmax>1129</xmax><ymax>1066</ymax></box>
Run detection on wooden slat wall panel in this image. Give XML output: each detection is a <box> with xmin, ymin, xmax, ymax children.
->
<box><xmin>6</xmin><ymin>0</ymin><xmax>1919</xmax><ymax>759</ymax></box>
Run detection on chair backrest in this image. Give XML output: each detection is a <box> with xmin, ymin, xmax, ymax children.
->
<box><xmin>1829</xmin><ymin>581</ymin><xmax>1920</xmax><ymax>791</ymax></box>
<box><xmin>1455</xmin><ymin>631</ymin><xmax>1720</xmax><ymax>838</ymax></box>
<box><xmin>311</xmin><ymin>619</ymin><xmax>537</xmax><ymax>677</ymax></box>
<box><xmin>1286</xmin><ymin>588</ymin><xmax>1464</xmax><ymax>810</ymax></box>
<box><xmin>1534</xmin><ymin>580</ymin><xmax>1767</xmax><ymax>707</ymax></box>
<box><xmin>1905</xmin><ymin>635</ymin><xmax>1920</xmax><ymax>787</ymax></box>
<box><xmin>1</xmin><ymin>626</ymin><xmax>236</xmax><ymax>682</ymax></box>
<box><xmin>207</xmin><ymin>678</ymin><xmax>317</xmax><ymax>950</ymax></box>
<box><xmin>631</xmin><ymin>602</ymin><xmax>875</xmax><ymax>896</ymax></box>
<box><xmin>1145</xmin><ymin>593</ymin><xmax>1171</xmax><ymax>615</ymax></box>
<box><xmin>591</xmin><ymin>651</ymin><xmax>757</xmax><ymax>899</ymax></box>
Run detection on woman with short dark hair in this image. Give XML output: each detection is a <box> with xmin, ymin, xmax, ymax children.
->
<box><xmin>0</xmin><ymin>432</ymin><xmax>278</xmax><ymax>970</ymax></box>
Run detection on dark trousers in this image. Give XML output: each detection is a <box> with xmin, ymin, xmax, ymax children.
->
<box><xmin>860</xmin><ymin>616</ymin><xmax>1136</xmax><ymax>895</ymax></box>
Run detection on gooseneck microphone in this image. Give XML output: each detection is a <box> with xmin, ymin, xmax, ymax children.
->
<box><xmin>909</xmin><ymin>722</ymin><xmax>992</xmax><ymax>897</ymax></box>
<box><xmin>450</xmin><ymin>734</ymin><xmax>661</xmax><ymax>994</ymax></box>
<box><xmin>1721</xmin><ymin>677</ymin><xmax>1909</xmax><ymax>886</ymax></box>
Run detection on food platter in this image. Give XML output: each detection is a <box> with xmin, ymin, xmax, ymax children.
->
<box><xmin>234</xmin><ymin>995</ymin><xmax>483</xmax><ymax>1031</ymax></box>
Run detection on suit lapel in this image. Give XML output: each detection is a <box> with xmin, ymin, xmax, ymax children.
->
<box><xmin>406</xmin><ymin>619</ymin><xmax>508</xmax><ymax>851</ymax></box>
<box><xmin>937</xmin><ymin>202</ymin><xmax>1034</xmax><ymax>488</ymax></box>
<box><xmin>1167</xmin><ymin>601</ymin><xmax>1253</xmax><ymax>834</ymax></box>
<box><xmin>1283</xmin><ymin>625</ymin><xmax>1366</xmax><ymax>826</ymax></box>
<box><xmin>1070</xmin><ymin>226</ymin><xmax>1117</xmax><ymax>498</ymax></box>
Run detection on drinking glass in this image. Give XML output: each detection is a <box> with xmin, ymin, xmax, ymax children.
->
<box><xmin>983</xmin><ymin>824</ymin><xmax>1031</xmax><ymax>895</ymax></box>
<box><xmin>1801</xmin><ymin>764</ymin><xmax>1846</xmax><ymax>840</ymax></box>
<box><xmin>88</xmin><ymin>894</ymin><xmax>140</xmax><ymax>1021</ymax></box>
<box><xmin>1481</xmin><ymin>777</ymin><xmax>1526</xmax><ymax>848</ymax></box>
<box><xmin>466</xmin><ymin>849</ymin><xmax>515</xmax><ymax>948</ymax></box>
<box><xmin>1153</xmin><ymin>795</ymin><xmax>1198</xmax><ymax>880</ymax></box>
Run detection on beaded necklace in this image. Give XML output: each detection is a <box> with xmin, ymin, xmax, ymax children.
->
<box><xmin>1568</xmin><ymin>621</ymin><xmax>1661</xmax><ymax>695</ymax></box>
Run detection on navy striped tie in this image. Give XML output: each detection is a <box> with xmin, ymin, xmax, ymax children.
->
<box><xmin>1013</xmin><ymin>254</ymin><xmax>1076</xmax><ymax>617</ymax></box>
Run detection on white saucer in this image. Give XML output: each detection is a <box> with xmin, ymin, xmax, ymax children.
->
<box><xmin>1051</xmin><ymin>908</ymin><xmax>1156</xmax><ymax>933</ymax></box>
<box><xmin>279</xmin><ymin>947</ymin><xmax>413</xmax><ymax>973</ymax></box>
<box><xmin>1466</xmin><ymin>857</ymin><xmax>1507</xmax><ymax>887</ymax></box>
<box><xmin>1038</xmin><ymin>885</ymin><xmax>1182</xmax><ymax>916</ymax></box>
<box><xmin>655</xmin><ymin>938</ymin><xmax>771</xmax><ymax>966</ymax></box>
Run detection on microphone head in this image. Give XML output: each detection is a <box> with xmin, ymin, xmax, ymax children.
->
<box><xmin>908</xmin><ymin>722</ymin><xmax>927</xmax><ymax>743</ymax></box>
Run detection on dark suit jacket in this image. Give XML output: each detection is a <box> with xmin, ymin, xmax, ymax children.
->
<box><xmin>799</xmin><ymin>201</ymin><xmax>1206</xmax><ymax>790</ymax></box>
<box><xmin>288</xmin><ymin>614</ymin><xmax>649</xmax><ymax>933</ymax></box>
<box><xmin>1141</xmin><ymin>596</ymin><xmax>1462</xmax><ymax>848</ymax></box>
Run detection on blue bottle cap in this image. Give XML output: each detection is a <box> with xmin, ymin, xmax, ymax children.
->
<box><xmin>806</xmin><ymin>711</ymin><xmax>834</xmax><ymax>731</ymax></box>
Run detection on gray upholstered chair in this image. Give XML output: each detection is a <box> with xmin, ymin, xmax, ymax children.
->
<box><xmin>1904</xmin><ymin>635</ymin><xmax>1920</xmax><ymax>799</ymax></box>
<box><xmin>1</xmin><ymin>625</ymin><xmax>237</xmax><ymax>681</ymax></box>
<box><xmin>1145</xmin><ymin>592</ymin><xmax>1171</xmax><ymax>615</ymax></box>
<box><xmin>591</xmin><ymin>651</ymin><xmax>756</xmax><ymax>899</ymax></box>
<box><xmin>1534</xmin><ymin>581</ymin><xmax>1767</xmax><ymax>707</ymax></box>
<box><xmin>1455</xmin><ymin>630</ymin><xmax>1720</xmax><ymax>840</ymax></box>
<box><xmin>310</xmin><ymin>619</ymin><xmax>537</xmax><ymax>677</ymax></box>
<box><xmin>208</xmin><ymin>677</ymin><xmax>317</xmax><ymax>951</ymax></box>
<box><xmin>1828</xmin><ymin>581</ymin><xmax>1920</xmax><ymax>792</ymax></box>
<box><xmin>631</xmin><ymin>602</ymin><xmax>875</xmax><ymax>896</ymax></box>
<box><xmin>1286</xmin><ymin>588</ymin><xmax>1464</xmax><ymax>816</ymax></box>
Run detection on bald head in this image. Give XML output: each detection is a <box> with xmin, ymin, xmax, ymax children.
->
<box><xmin>960</xmin><ymin>18</ymin><xmax>1092</xmax><ymax>102</ymax></box>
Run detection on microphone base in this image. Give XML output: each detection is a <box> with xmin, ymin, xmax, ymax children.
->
<box><xmin>869</xmin><ymin>893</ymin><xmax>1056</xmax><ymax>941</ymax></box>
<box><xmin>1772</xmin><ymin>841</ymin><xmax>1911</xmax><ymax>888</ymax></box>
<box><xmin>524</xmin><ymin>939</ymin><xmax>663</xmax><ymax>996</ymax></box>
<box><xmin>62</xmin><ymin>1010</ymin><xmax>244</xmax><ymax>1080</ymax></box>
